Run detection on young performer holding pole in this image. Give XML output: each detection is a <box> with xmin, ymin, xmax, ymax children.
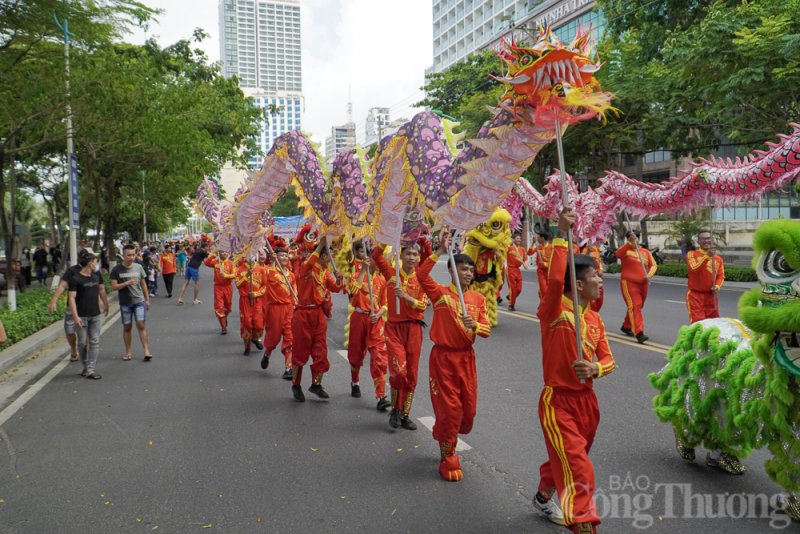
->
<box><xmin>372</xmin><ymin>242</ymin><xmax>429</xmax><ymax>430</ymax></box>
<box><xmin>204</xmin><ymin>250</ymin><xmax>236</xmax><ymax>335</ymax></box>
<box><xmin>235</xmin><ymin>257</ymin><xmax>266</xmax><ymax>355</ymax></box>
<box><xmin>506</xmin><ymin>233</ymin><xmax>528</xmax><ymax>311</ymax></box>
<box><xmin>416</xmin><ymin>233</ymin><xmax>491</xmax><ymax>482</ymax></box>
<box><xmin>616</xmin><ymin>227</ymin><xmax>657</xmax><ymax>344</ymax></box>
<box><xmin>261</xmin><ymin>238</ymin><xmax>298</xmax><ymax>378</ymax></box>
<box><xmin>533</xmin><ymin>208</ymin><xmax>615</xmax><ymax>533</ymax></box>
<box><xmin>346</xmin><ymin>256</ymin><xmax>390</xmax><ymax>409</ymax></box>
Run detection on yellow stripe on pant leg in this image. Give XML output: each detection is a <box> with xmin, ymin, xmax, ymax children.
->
<box><xmin>541</xmin><ymin>386</ymin><xmax>576</xmax><ymax>525</ymax></box>
<box><xmin>622</xmin><ymin>280</ymin><xmax>635</xmax><ymax>329</ymax></box>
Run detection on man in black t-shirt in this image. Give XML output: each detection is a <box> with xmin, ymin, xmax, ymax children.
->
<box><xmin>68</xmin><ymin>250</ymin><xmax>109</xmax><ymax>379</ymax></box>
<box><xmin>177</xmin><ymin>242</ymin><xmax>209</xmax><ymax>306</ymax></box>
<box><xmin>32</xmin><ymin>244</ymin><xmax>49</xmax><ymax>286</ymax></box>
<box><xmin>49</xmin><ymin>255</ymin><xmax>86</xmax><ymax>362</ymax></box>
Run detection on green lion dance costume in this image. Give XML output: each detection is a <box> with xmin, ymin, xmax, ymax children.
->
<box><xmin>650</xmin><ymin>219</ymin><xmax>800</xmax><ymax>520</ymax></box>
<box><xmin>463</xmin><ymin>209</ymin><xmax>512</xmax><ymax>327</ymax></box>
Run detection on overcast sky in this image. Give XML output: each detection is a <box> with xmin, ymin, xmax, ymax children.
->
<box><xmin>126</xmin><ymin>0</ymin><xmax>433</xmax><ymax>148</ymax></box>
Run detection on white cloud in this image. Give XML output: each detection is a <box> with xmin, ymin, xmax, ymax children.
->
<box><xmin>127</xmin><ymin>0</ymin><xmax>433</xmax><ymax>149</ymax></box>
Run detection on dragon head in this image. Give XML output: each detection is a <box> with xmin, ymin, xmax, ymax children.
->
<box><xmin>465</xmin><ymin>208</ymin><xmax>512</xmax><ymax>250</ymax></box>
<box><xmin>493</xmin><ymin>24</ymin><xmax>609</xmax><ymax>119</ymax></box>
<box><xmin>739</xmin><ymin>220</ymin><xmax>800</xmax><ymax>376</ymax></box>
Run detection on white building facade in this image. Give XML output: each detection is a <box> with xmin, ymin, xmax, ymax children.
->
<box><xmin>218</xmin><ymin>0</ymin><xmax>304</xmax><ymax>169</ymax></box>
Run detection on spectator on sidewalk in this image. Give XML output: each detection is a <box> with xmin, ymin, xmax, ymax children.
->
<box><xmin>110</xmin><ymin>244</ymin><xmax>153</xmax><ymax>362</ymax></box>
<box><xmin>19</xmin><ymin>246</ymin><xmax>31</xmax><ymax>287</ymax></box>
<box><xmin>68</xmin><ymin>249</ymin><xmax>109</xmax><ymax>380</ymax></box>
<box><xmin>49</xmin><ymin>260</ymin><xmax>85</xmax><ymax>362</ymax></box>
<box><xmin>159</xmin><ymin>245</ymin><xmax>176</xmax><ymax>298</ymax></box>
<box><xmin>32</xmin><ymin>243</ymin><xmax>49</xmax><ymax>286</ymax></box>
<box><xmin>50</xmin><ymin>244</ymin><xmax>62</xmax><ymax>274</ymax></box>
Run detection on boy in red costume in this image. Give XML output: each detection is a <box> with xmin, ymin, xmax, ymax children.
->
<box><xmin>235</xmin><ymin>257</ymin><xmax>266</xmax><ymax>355</ymax></box>
<box><xmin>291</xmin><ymin>236</ymin><xmax>342</xmax><ymax>402</ymax></box>
<box><xmin>346</xmin><ymin>256</ymin><xmax>389</xmax><ymax>409</ymax></box>
<box><xmin>372</xmin><ymin>242</ymin><xmax>429</xmax><ymax>430</ymax></box>
<box><xmin>533</xmin><ymin>209</ymin><xmax>615</xmax><ymax>534</ymax></box>
<box><xmin>615</xmin><ymin>230</ymin><xmax>657</xmax><ymax>344</ymax></box>
<box><xmin>506</xmin><ymin>233</ymin><xmax>528</xmax><ymax>311</ymax></box>
<box><xmin>529</xmin><ymin>231</ymin><xmax>552</xmax><ymax>300</ymax></box>
<box><xmin>204</xmin><ymin>251</ymin><xmax>236</xmax><ymax>334</ymax></box>
<box><xmin>417</xmin><ymin>234</ymin><xmax>490</xmax><ymax>481</ymax></box>
<box><xmin>260</xmin><ymin>237</ymin><xmax>297</xmax><ymax>379</ymax></box>
<box><xmin>686</xmin><ymin>231</ymin><xmax>724</xmax><ymax>323</ymax></box>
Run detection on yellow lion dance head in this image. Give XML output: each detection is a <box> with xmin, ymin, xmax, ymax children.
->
<box><xmin>464</xmin><ymin>209</ymin><xmax>512</xmax><ymax>327</ymax></box>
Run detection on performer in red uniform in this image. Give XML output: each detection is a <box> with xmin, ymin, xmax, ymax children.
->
<box><xmin>291</xmin><ymin>236</ymin><xmax>342</xmax><ymax>402</ymax></box>
<box><xmin>260</xmin><ymin>238</ymin><xmax>297</xmax><ymax>379</ymax></box>
<box><xmin>529</xmin><ymin>231</ymin><xmax>552</xmax><ymax>300</ymax></box>
<box><xmin>533</xmin><ymin>209</ymin><xmax>615</xmax><ymax>533</ymax></box>
<box><xmin>581</xmin><ymin>245</ymin><xmax>604</xmax><ymax>313</ymax></box>
<box><xmin>616</xmin><ymin>230</ymin><xmax>657</xmax><ymax>343</ymax></box>
<box><xmin>506</xmin><ymin>233</ymin><xmax>528</xmax><ymax>311</ymax></box>
<box><xmin>235</xmin><ymin>258</ymin><xmax>266</xmax><ymax>355</ymax></box>
<box><xmin>291</xmin><ymin>224</ymin><xmax>318</xmax><ymax>274</ymax></box>
<box><xmin>417</xmin><ymin>235</ymin><xmax>491</xmax><ymax>482</ymax></box>
<box><xmin>686</xmin><ymin>231</ymin><xmax>724</xmax><ymax>323</ymax></box>
<box><xmin>372</xmin><ymin>242</ymin><xmax>429</xmax><ymax>430</ymax></box>
<box><xmin>346</xmin><ymin>256</ymin><xmax>389</xmax><ymax>408</ymax></box>
<box><xmin>203</xmin><ymin>251</ymin><xmax>236</xmax><ymax>335</ymax></box>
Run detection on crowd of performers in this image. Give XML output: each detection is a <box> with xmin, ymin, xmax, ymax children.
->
<box><xmin>196</xmin><ymin>212</ymin><xmax>724</xmax><ymax>534</ymax></box>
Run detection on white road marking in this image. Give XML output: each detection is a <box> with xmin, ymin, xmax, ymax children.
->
<box><xmin>336</xmin><ymin>349</ymin><xmax>348</xmax><ymax>361</ymax></box>
<box><xmin>665</xmin><ymin>300</ymin><xmax>686</xmax><ymax>304</ymax></box>
<box><xmin>417</xmin><ymin>416</ymin><xmax>472</xmax><ymax>452</ymax></box>
<box><xmin>0</xmin><ymin>312</ymin><xmax>121</xmax><ymax>428</ymax></box>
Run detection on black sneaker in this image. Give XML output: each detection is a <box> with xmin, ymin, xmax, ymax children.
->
<box><xmin>308</xmin><ymin>384</ymin><xmax>330</xmax><ymax>399</ymax></box>
<box><xmin>389</xmin><ymin>410</ymin><xmax>400</xmax><ymax>428</ymax></box>
<box><xmin>253</xmin><ymin>339</ymin><xmax>264</xmax><ymax>350</ymax></box>
<box><xmin>243</xmin><ymin>347</ymin><xmax>251</xmax><ymax>356</ymax></box>
<box><xmin>620</xmin><ymin>327</ymin><xmax>634</xmax><ymax>337</ymax></box>
<box><xmin>260</xmin><ymin>354</ymin><xmax>270</xmax><ymax>370</ymax></box>
<box><xmin>376</xmin><ymin>397</ymin><xmax>391</xmax><ymax>411</ymax></box>
<box><xmin>636</xmin><ymin>332</ymin><xmax>649</xmax><ymax>344</ymax></box>
<box><xmin>497</xmin><ymin>296</ymin><xmax>504</xmax><ymax>304</ymax></box>
<box><xmin>282</xmin><ymin>369</ymin><xmax>293</xmax><ymax>380</ymax></box>
<box><xmin>351</xmin><ymin>384</ymin><xmax>361</xmax><ymax>398</ymax></box>
<box><xmin>508</xmin><ymin>306</ymin><xmax>516</xmax><ymax>312</ymax></box>
<box><xmin>292</xmin><ymin>385</ymin><xmax>305</xmax><ymax>402</ymax></box>
<box><xmin>167</xmin><ymin>294</ymin><xmax>172</xmax><ymax>298</ymax></box>
<box><xmin>400</xmin><ymin>417</ymin><xmax>417</xmax><ymax>430</ymax></box>
<box><xmin>221</xmin><ymin>327</ymin><xmax>227</xmax><ymax>335</ymax></box>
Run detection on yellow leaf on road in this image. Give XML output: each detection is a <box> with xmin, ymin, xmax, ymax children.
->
<box><xmin>152</xmin><ymin>527</ymin><xmax>158</xmax><ymax>530</ymax></box>
<box><xmin>414</xmin><ymin>446</ymin><xmax>419</xmax><ymax>449</ymax></box>
<box><xmin>310</xmin><ymin>448</ymin><xmax>318</xmax><ymax>452</ymax></box>
<box><xmin>148</xmin><ymin>441</ymin><xmax>153</xmax><ymax>445</ymax></box>
<box><xmin>392</xmin><ymin>509</ymin><xmax>396</xmax><ymax>515</ymax></box>
<box><xmin>257</xmin><ymin>518</ymin><xmax>263</xmax><ymax>522</ymax></box>
<box><xmin>137</xmin><ymin>519</ymin><xmax>141</xmax><ymax>522</ymax></box>
<box><xmin>218</xmin><ymin>494</ymin><xmax>222</xmax><ymax>497</ymax></box>
<box><xmin>505</xmin><ymin>389</ymin><xmax>511</xmax><ymax>391</ymax></box>
<box><xmin>203</xmin><ymin>526</ymin><xmax>212</xmax><ymax>529</ymax></box>
<box><xmin>397</xmin><ymin>449</ymin><xmax>402</xmax><ymax>452</ymax></box>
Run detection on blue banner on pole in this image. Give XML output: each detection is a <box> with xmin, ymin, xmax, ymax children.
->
<box><xmin>69</xmin><ymin>154</ymin><xmax>79</xmax><ymax>228</ymax></box>
<box><xmin>273</xmin><ymin>215</ymin><xmax>308</xmax><ymax>240</ymax></box>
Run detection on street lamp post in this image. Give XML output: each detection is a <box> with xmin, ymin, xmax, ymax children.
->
<box><xmin>54</xmin><ymin>0</ymin><xmax>78</xmax><ymax>267</ymax></box>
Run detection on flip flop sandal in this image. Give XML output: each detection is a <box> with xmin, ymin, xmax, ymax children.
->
<box><xmin>177</xmin><ymin>301</ymin><xmax>185</xmax><ymax>306</ymax></box>
<box><xmin>85</xmin><ymin>373</ymin><xmax>102</xmax><ymax>380</ymax></box>
<box><xmin>123</xmin><ymin>356</ymin><xmax>132</xmax><ymax>361</ymax></box>
<box><xmin>193</xmin><ymin>300</ymin><xmax>202</xmax><ymax>305</ymax></box>
<box><xmin>144</xmin><ymin>355</ymin><xmax>153</xmax><ymax>361</ymax></box>
<box><xmin>70</xmin><ymin>356</ymin><xmax>79</xmax><ymax>362</ymax></box>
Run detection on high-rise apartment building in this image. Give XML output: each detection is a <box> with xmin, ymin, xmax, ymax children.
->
<box><xmin>364</xmin><ymin>107</ymin><xmax>391</xmax><ymax>147</ymax></box>
<box><xmin>218</xmin><ymin>0</ymin><xmax>304</xmax><ymax>168</ymax></box>
<box><xmin>429</xmin><ymin>0</ymin><xmax>602</xmax><ymax>74</ymax></box>
<box><xmin>325</xmin><ymin>123</ymin><xmax>356</xmax><ymax>159</ymax></box>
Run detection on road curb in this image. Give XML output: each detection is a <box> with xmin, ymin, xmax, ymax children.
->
<box><xmin>0</xmin><ymin>293</ymin><xmax>119</xmax><ymax>375</ymax></box>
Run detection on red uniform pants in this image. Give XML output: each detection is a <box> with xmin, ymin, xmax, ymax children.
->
<box><xmin>429</xmin><ymin>345</ymin><xmax>477</xmax><ymax>445</ymax></box>
<box><xmin>538</xmin><ymin>386</ymin><xmax>601</xmax><ymax>529</ymax></box>
<box><xmin>387</xmin><ymin>321</ymin><xmax>423</xmax><ymax>414</ymax></box>
<box><xmin>264</xmin><ymin>303</ymin><xmax>294</xmax><ymax>369</ymax></box>
<box><xmin>507</xmin><ymin>267</ymin><xmax>522</xmax><ymax>307</ymax></box>
<box><xmin>291</xmin><ymin>307</ymin><xmax>330</xmax><ymax>386</ymax></box>
<box><xmin>214</xmin><ymin>284</ymin><xmax>233</xmax><ymax>327</ymax></box>
<box><xmin>347</xmin><ymin>312</ymin><xmax>388</xmax><ymax>398</ymax></box>
<box><xmin>537</xmin><ymin>268</ymin><xmax>548</xmax><ymax>300</ymax></box>
<box><xmin>686</xmin><ymin>290</ymin><xmax>719</xmax><ymax>324</ymax></box>
<box><xmin>621</xmin><ymin>279</ymin><xmax>648</xmax><ymax>335</ymax></box>
<box><xmin>238</xmin><ymin>295</ymin><xmax>263</xmax><ymax>342</ymax></box>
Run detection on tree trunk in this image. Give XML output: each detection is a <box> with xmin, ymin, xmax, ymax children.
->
<box><xmin>1</xmin><ymin>139</ymin><xmax>18</xmax><ymax>304</ymax></box>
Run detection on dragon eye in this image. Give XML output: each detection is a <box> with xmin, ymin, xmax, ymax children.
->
<box><xmin>764</xmin><ymin>250</ymin><xmax>799</xmax><ymax>279</ymax></box>
<box><xmin>491</xmin><ymin>221</ymin><xmax>503</xmax><ymax>231</ymax></box>
<box><xmin>519</xmin><ymin>54</ymin><xmax>534</xmax><ymax>67</ymax></box>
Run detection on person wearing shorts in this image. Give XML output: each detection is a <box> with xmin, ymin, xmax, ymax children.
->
<box><xmin>49</xmin><ymin>262</ymin><xmax>84</xmax><ymax>361</ymax></box>
<box><xmin>177</xmin><ymin>243</ymin><xmax>209</xmax><ymax>305</ymax></box>
<box><xmin>177</xmin><ymin>247</ymin><xmax>187</xmax><ymax>275</ymax></box>
<box><xmin>110</xmin><ymin>244</ymin><xmax>153</xmax><ymax>361</ymax></box>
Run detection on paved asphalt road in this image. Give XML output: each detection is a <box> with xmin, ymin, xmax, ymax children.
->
<box><xmin>0</xmin><ymin>262</ymin><xmax>792</xmax><ymax>533</ymax></box>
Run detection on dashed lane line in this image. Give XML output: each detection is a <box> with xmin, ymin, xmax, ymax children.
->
<box><xmin>495</xmin><ymin>309</ymin><xmax>669</xmax><ymax>354</ymax></box>
<box><xmin>336</xmin><ymin>349</ymin><xmax>348</xmax><ymax>361</ymax></box>
<box><xmin>417</xmin><ymin>416</ymin><xmax>472</xmax><ymax>452</ymax></box>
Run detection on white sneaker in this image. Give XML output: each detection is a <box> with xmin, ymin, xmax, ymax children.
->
<box><xmin>533</xmin><ymin>495</ymin><xmax>565</xmax><ymax>525</ymax></box>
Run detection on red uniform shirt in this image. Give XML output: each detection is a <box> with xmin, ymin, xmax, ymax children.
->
<box><xmin>615</xmin><ymin>242</ymin><xmax>657</xmax><ymax>284</ymax></box>
<box><xmin>687</xmin><ymin>249</ymin><xmax>724</xmax><ymax>291</ymax></box>
<box><xmin>264</xmin><ymin>265</ymin><xmax>297</xmax><ymax>304</ymax></box>
<box><xmin>347</xmin><ymin>270</ymin><xmax>387</xmax><ymax>313</ymax></box>
<box><xmin>372</xmin><ymin>245</ymin><xmax>428</xmax><ymax>322</ymax></box>
<box><xmin>159</xmin><ymin>253</ymin><xmax>176</xmax><ymax>275</ymax></box>
<box><xmin>581</xmin><ymin>245</ymin><xmax>603</xmax><ymax>273</ymax></box>
<box><xmin>529</xmin><ymin>244</ymin><xmax>552</xmax><ymax>270</ymax></box>
<box><xmin>204</xmin><ymin>255</ymin><xmax>236</xmax><ymax>286</ymax></box>
<box><xmin>296</xmin><ymin>251</ymin><xmax>342</xmax><ymax>306</ymax></box>
<box><xmin>507</xmin><ymin>245</ymin><xmax>527</xmax><ymax>269</ymax></box>
<box><xmin>235</xmin><ymin>262</ymin><xmax>267</xmax><ymax>297</ymax></box>
<box><xmin>538</xmin><ymin>239</ymin><xmax>615</xmax><ymax>391</ymax></box>
<box><xmin>416</xmin><ymin>254</ymin><xmax>491</xmax><ymax>349</ymax></box>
